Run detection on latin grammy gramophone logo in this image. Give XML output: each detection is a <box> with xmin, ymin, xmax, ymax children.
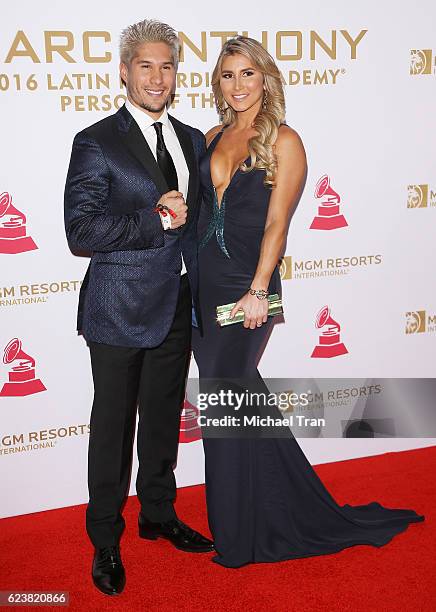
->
<box><xmin>407</xmin><ymin>184</ymin><xmax>428</xmax><ymax>208</ymax></box>
<box><xmin>0</xmin><ymin>192</ymin><xmax>38</xmax><ymax>254</ymax></box>
<box><xmin>405</xmin><ymin>311</ymin><xmax>426</xmax><ymax>334</ymax></box>
<box><xmin>410</xmin><ymin>50</ymin><xmax>434</xmax><ymax>75</ymax></box>
<box><xmin>179</xmin><ymin>397</ymin><xmax>201</xmax><ymax>443</ymax></box>
<box><xmin>311</xmin><ymin>306</ymin><xmax>348</xmax><ymax>358</ymax></box>
<box><xmin>0</xmin><ymin>338</ymin><xmax>46</xmax><ymax>397</ymax></box>
<box><xmin>310</xmin><ymin>175</ymin><xmax>348</xmax><ymax>230</ymax></box>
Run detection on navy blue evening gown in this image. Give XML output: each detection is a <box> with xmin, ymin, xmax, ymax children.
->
<box><xmin>191</xmin><ymin>130</ymin><xmax>424</xmax><ymax>568</ymax></box>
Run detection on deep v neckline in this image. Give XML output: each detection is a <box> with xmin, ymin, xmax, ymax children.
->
<box><xmin>208</xmin><ymin>129</ymin><xmax>250</xmax><ymax>209</ymax></box>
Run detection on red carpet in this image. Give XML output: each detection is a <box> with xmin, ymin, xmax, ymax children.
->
<box><xmin>1</xmin><ymin>446</ymin><xmax>435</xmax><ymax>611</ymax></box>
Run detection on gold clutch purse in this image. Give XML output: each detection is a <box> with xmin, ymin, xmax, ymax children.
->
<box><xmin>216</xmin><ymin>294</ymin><xmax>283</xmax><ymax>327</ymax></box>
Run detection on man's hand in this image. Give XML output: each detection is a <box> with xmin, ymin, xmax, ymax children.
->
<box><xmin>157</xmin><ymin>191</ymin><xmax>187</xmax><ymax>229</ymax></box>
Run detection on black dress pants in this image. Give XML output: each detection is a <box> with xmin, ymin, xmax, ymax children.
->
<box><xmin>86</xmin><ymin>274</ymin><xmax>191</xmax><ymax>547</ymax></box>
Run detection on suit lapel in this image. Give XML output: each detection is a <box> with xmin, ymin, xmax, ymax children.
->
<box><xmin>116</xmin><ymin>106</ymin><xmax>199</xmax><ymax>229</ymax></box>
<box><xmin>116</xmin><ymin>105</ymin><xmax>168</xmax><ymax>195</ymax></box>
<box><xmin>168</xmin><ymin>115</ymin><xmax>199</xmax><ymax>228</ymax></box>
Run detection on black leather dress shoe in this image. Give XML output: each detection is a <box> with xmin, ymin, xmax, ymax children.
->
<box><xmin>92</xmin><ymin>545</ymin><xmax>126</xmax><ymax>595</ymax></box>
<box><xmin>138</xmin><ymin>516</ymin><xmax>214</xmax><ymax>553</ymax></box>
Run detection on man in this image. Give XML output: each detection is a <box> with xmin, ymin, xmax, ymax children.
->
<box><xmin>64</xmin><ymin>19</ymin><xmax>213</xmax><ymax>596</ymax></box>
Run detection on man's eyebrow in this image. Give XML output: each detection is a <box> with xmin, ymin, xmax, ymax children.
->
<box><xmin>136</xmin><ymin>59</ymin><xmax>174</xmax><ymax>65</ymax></box>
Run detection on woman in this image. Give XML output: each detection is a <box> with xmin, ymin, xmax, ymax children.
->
<box><xmin>192</xmin><ymin>36</ymin><xmax>424</xmax><ymax>568</ymax></box>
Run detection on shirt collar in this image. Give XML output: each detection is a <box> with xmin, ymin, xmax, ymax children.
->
<box><xmin>124</xmin><ymin>98</ymin><xmax>170</xmax><ymax>131</ymax></box>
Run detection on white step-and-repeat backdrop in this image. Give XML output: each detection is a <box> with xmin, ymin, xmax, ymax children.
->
<box><xmin>1</xmin><ymin>0</ymin><xmax>435</xmax><ymax>518</ymax></box>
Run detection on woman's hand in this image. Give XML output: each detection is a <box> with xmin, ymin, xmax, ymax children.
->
<box><xmin>230</xmin><ymin>291</ymin><xmax>269</xmax><ymax>329</ymax></box>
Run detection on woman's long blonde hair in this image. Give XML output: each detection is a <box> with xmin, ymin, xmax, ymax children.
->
<box><xmin>211</xmin><ymin>36</ymin><xmax>286</xmax><ymax>187</ymax></box>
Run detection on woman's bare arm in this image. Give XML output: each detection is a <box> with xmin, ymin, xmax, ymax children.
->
<box><xmin>252</xmin><ymin>125</ymin><xmax>307</xmax><ymax>290</ymax></box>
<box><xmin>230</xmin><ymin>125</ymin><xmax>307</xmax><ymax>329</ymax></box>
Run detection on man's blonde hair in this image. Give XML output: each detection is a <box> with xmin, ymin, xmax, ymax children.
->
<box><xmin>119</xmin><ymin>19</ymin><xmax>180</xmax><ymax>69</ymax></box>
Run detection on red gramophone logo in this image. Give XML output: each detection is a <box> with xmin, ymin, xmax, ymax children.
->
<box><xmin>179</xmin><ymin>397</ymin><xmax>201</xmax><ymax>443</ymax></box>
<box><xmin>0</xmin><ymin>338</ymin><xmax>46</xmax><ymax>397</ymax></box>
<box><xmin>310</xmin><ymin>175</ymin><xmax>348</xmax><ymax>230</ymax></box>
<box><xmin>311</xmin><ymin>306</ymin><xmax>348</xmax><ymax>358</ymax></box>
<box><xmin>0</xmin><ymin>192</ymin><xmax>38</xmax><ymax>254</ymax></box>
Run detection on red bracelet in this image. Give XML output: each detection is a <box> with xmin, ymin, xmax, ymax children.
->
<box><xmin>154</xmin><ymin>204</ymin><xmax>177</xmax><ymax>219</ymax></box>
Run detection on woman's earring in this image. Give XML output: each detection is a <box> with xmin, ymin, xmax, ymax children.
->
<box><xmin>262</xmin><ymin>91</ymin><xmax>268</xmax><ymax>110</ymax></box>
<box><xmin>217</xmin><ymin>100</ymin><xmax>228</xmax><ymax>115</ymax></box>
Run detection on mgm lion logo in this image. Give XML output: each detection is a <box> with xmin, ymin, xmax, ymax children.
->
<box><xmin>405</xmin><ymin>311</ymin><xmax>426</xmax><ymax>334</ymax></box>
<box><xmin>407</xmin><ymin>185</ymin><xmax>428</xmax><ymax>208</ymax></box>
<box><xmin>279</xmin><ymin>256</ymin><xmax>292</xmax><ymax>280</ymax></box>
<box><xmin>410</xmin><ymin>50</ymin><xmax>433</xmax><ymax>75</ymax></box>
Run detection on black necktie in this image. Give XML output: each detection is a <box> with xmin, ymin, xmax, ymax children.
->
<box><xmin>153</xmin><ymin>122</ymin><xmax>178</xmax><ymax>191</ymax></box>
